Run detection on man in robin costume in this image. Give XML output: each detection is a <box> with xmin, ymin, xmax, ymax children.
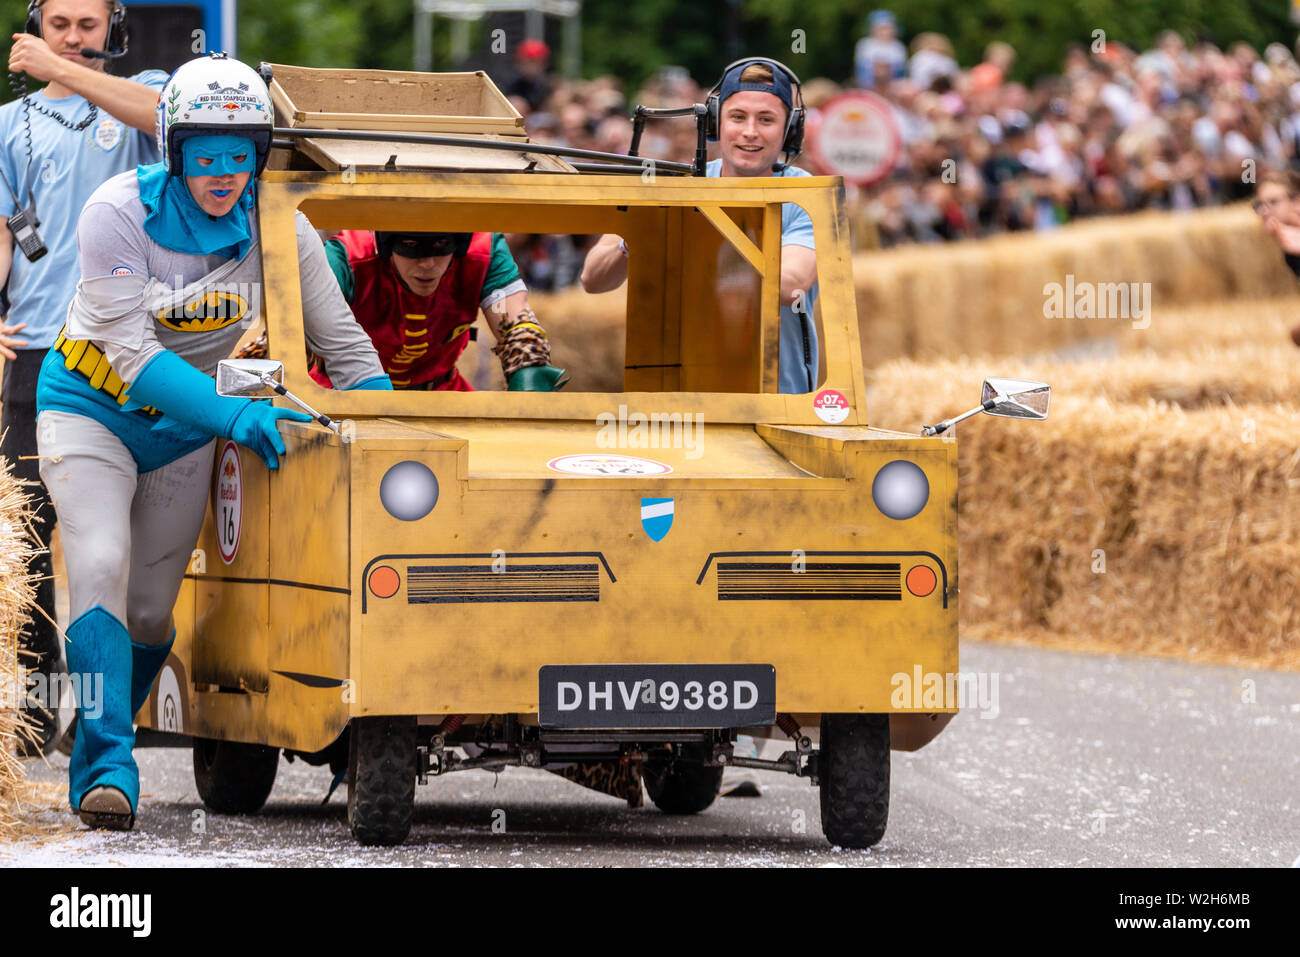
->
<box><xmin>317</xmin><ymin>228</ymin><xmax>569</xmax><ymax>391</ymax></box>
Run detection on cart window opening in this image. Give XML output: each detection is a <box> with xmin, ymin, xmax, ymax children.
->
<box><xmin>290</xmin><ymin>203</ymin><xmax>822</xmax><ymax>396</ymax></box>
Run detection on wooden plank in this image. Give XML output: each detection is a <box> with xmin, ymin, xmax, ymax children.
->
<box><xmin>295</xmin><ymin>137</ymin><xmax>574</xmax><ymax>173</ymax></box>
<box><xmin>267</xmin><ymin>63</ymin><xmax>522</xmax><ymax>134</ymax></box>
<box><xmin>696</xmin><ymin>204</ymin><xmax>765</xmax><ymax>272</ymax></box>
<box><xmin>760</xmin><ymin>203</ymin><xmax>783</xmax><ymax>393</ymax></box>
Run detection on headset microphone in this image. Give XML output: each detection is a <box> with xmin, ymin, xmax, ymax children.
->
<box><xmin>79</xmin><ymin>48</ymin><xmax>127</xmax><ymax>60</ymax></box>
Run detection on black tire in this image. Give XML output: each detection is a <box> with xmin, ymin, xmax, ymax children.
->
<box><xmin>347</xmin><ymin>716</ymin><xmax>417</xmax><ymax>846</ymax></box>
<box><xmin>643</xmin><ymin>747</ymin><xmax>724</xmax><ymax>815</ymax></box>
<box><xmin>818</xmin><ymin>713</ymin><xmax>890</xmax><ymax>848</ymax></box>
<box><xmin>192</xmin><ymin>737</ymin><xmax>280</xmax><ymax>814</ymax></box>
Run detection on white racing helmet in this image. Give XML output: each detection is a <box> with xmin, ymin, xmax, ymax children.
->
<box><xmin>156</xmin><ymin>53</ymin><xmax>273</xmax><ymax>176</ymax></box>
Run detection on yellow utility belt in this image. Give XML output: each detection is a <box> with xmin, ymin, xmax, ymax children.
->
<box><xmin>52</xmin><ymin>329</ymin><xmax>160</xmax><ymax>415</ymax></box>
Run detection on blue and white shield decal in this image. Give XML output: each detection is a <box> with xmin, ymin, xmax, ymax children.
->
<box><xmin>641</xmin><ymin>497</ymin><xmax>674</xmax><ymax>541</ymax></box>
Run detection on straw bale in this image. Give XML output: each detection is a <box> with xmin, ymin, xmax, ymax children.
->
<box><xmin>529</xmin><ymin>205</ymin><xmax>1299</xmax><ymax>384</ymax></box>
<box><xmin>867</xmin><ymin>336</ymin><xmax>1300</xmax><ymax>432</ymax></box>
<box><xmin>0</xmin><ymin>453</ymin><xmax>39</xmax><ymax>833</ymax></box>
<box><xmin>855</xmin><ymin>205</ymin><xmax>1299</xmax><ymax>366</ymax></box>
<box><xmin>931</xmin><ymin>400</ymin><xmax>1300</xmax><ymax>669</ymax></box>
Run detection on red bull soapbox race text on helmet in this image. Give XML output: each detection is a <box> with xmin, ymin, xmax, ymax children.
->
<box><xmin>156</xmin><ymin>53</ymin><xmax>274</xmax><ymax>177</ymax></box>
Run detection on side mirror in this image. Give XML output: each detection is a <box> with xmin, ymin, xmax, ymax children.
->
<box><xmin>981</xmin><ymin>377</ymin><xmax>1050</xmax><ymax>420</ymax></box>
<box><xmin>216</xmin><ymin>358</ymin><xmax>284</xmax><ymax>398</ymax></box>
<box><xmin>922</xmin><ymin>376</ymin><xmax>1052</xmax><ymax>435</ymax></box>
<box><xmin>215</xmin><ymin>357</ymin><xmax>340</xmax><ymax>434</ymax></box>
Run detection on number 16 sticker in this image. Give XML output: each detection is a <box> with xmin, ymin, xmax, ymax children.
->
<box><xmin>215</xmin><ymin>440</ymin><xmax>243</xmax><ymax>565</ymax></box>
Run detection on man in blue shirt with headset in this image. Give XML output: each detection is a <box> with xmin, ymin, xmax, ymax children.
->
<box><xmin>0</xmin><ymin>0</ymin><xmax>165</xmax><ymax>755</ymax></box>
<box><xmin>581</xmin><ymin>56</ymin><xmax>820</xmax><ymax>395</ymax></box>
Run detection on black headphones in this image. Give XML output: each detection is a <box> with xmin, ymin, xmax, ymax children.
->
<box><xmin>704</xmin><ymin>57</ymin><xmax>806</xmax><ymax>161</ymax></box>
<box><xmin>26</xmin><ymin>0</ymin><xmax>128</xmax><ymax>56</ymax></box>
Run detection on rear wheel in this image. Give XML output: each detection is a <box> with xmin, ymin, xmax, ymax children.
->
<box><xmin>818</xmin><ymin>714</ymin><xmax>890</xmax><ymax>848</ymax></box>
<box><xmin>643</xmin><ymin>746</ymin><xmax>724</xmax><ymax>815</ymax></box>
<box><xmin>193</xmin><ymin>737</ymin><xmax>280</xmax><ymax>814</ymax></box>
<box><xmin>347</xmin><ymin>716</ymin><xmax>417</xmax><ymax>846</ymax></box>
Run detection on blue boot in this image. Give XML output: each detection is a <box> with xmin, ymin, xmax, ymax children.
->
<box><xmin>131</xmin><ymin>631</ymin><xmax>175</xmax><ymax>719</ymax></box>
<box><xmin>64</xmin><ymin>606</ymin><xmax>138</xmax><ymax>826</ymax></box>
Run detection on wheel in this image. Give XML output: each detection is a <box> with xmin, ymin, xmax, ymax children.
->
<box><xmin>192</xmin><ymin>737</ymin><xmax>280</xmax><ymax>814</ymax></box>
<box><xmin>347</xmin><ymin>716</ymin><xmax>417</xmax><ymax>846</ymax></box>
<box><xmin>643</xmin><ymin>746</ymin><xmax>724</xmax><ymax>815</ymax></box>
<box><xmin>818</xmin><ymin>713</ymin><xmax>890</xmax><ymax>848</ymax></box>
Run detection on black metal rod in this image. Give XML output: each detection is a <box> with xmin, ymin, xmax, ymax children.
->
<box><xmin>694</xmin><ymin>105</ymin><xmax>708</xmax><ymax>177</ymax></box>
<box><xmin>271</xmin><ymin>126</ymin><xmax>695</xmax><ymax>173</ymax></box>
<box><xmin>625</xmin><ymin>105</ymin><xmax>708</xmax><ymax>176</ymax></box>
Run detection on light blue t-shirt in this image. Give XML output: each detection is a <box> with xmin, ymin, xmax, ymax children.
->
<box><xmin>0</xmin><ymin>71</ymin><xmax>168</xmax><ymax>349</ymax></box>
<box><xmin>706</xmin><ymin>158</ymin><xmax>819</xmax><ymax>394</ymax></box>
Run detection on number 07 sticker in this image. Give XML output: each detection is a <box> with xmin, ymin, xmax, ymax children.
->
<box><xmin>215</xmin><ymin>440</ymin><xmax>243</xmax><ymax>565</ymax></box>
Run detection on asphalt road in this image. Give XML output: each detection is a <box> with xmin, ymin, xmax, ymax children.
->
<box><xmin>4</xmin><ymin>639</ymin><xmax>1298</xmax><ymax>867</ymax></box>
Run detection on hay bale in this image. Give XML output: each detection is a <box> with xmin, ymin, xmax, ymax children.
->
<box><xmin>856</xmin><ymin>205</ymin><xmax>1300</xmax><ymax>366</ymax></box>
<box><xmin>528</xmin><ymin>205</ymin><xmax>1300</xmax><ymax>380</ymax></box>
<box><xmin>0</xmin><ymin>454</ymin><xmax>38</xmax><ymax>833</ymax></box>
<box><xmin>875</xmin><ymin>391</ymin><xmax>1300</xmax><ymax>669</ymax></box>
<box><xmin>867</xmin><ymin>335</ymin><xmax>1300</xmax><ymax>432</ymax></box>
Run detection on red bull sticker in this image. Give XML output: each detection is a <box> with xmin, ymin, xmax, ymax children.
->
<box><xmin>215</xmin><ymin>441</ymin><xmax>242</xmax><ymax>564</ymax></box>
<box><xmin>813</xmin><ymin>389</ymin><xmax>851</xmax><ymax>424</ymax></box>
<box><xmin>547</xmin><ymin>453</ymin><xmax>673</xmax><ymax>476</ymax></box>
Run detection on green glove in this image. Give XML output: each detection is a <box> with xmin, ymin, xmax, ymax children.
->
<box><xmin>508</xmin><ymin>364</ymin><xmax>570</xmax><ymax>391</ymax></box>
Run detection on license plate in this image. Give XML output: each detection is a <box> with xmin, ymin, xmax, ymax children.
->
<box><xmin>538</xmin><ymin>664</ymin><xmax>776</xmax><ymax>729</ymax></box>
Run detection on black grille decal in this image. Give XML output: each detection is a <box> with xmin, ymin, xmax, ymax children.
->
<box><xmin>716</xmin><ymin>561</ymin><xmax>902</xmax><ymax>601</ymax></box>
<box><xmin>406</xmin><ymin>563</ymin><xmax>600</xmax><ymax>604</ymax></box>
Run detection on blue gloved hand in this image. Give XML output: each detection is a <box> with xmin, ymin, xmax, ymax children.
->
<box><xmin>127</xmin><ymin>351</ymin><xmax>311</xmax><ymax>469</ymax></box>
<box><xmin>227</xmin><ymin>402</ymin><xmax>312</xmax><ymax>470</ymax></box>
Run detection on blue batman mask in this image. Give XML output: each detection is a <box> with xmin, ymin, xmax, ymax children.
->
<box><xmin>180</xmin><ymin>134</ymin><xmax>258</xmax><ymax>178</ymax></box>
<box><xmin>138</xmin><ymin>134</ymin><xmax>257</xmax><ymax>259</ymax></box>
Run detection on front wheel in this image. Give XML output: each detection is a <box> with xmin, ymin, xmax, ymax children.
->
<box><xmin>818</xmin><ymin>714</ymin><xmax>890</xmax><ymax>848</ymax></box>
<box><xmin>347</xmin><ymin>716</ymin><xmax>417</xmax><ymax>846</ymax></box>
<box><xmin>193</xmin><ymin>737</ymin><xmax>280</xmax><ymax>814</ymax></box>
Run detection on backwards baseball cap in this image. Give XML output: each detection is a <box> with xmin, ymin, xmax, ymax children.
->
<box><xmin>717</xmin><ymin>59</ymin><xmax>794</xmax><ymax>113</ymax></box>
<box><xmin>377</xmin><ymin>231</ymin><xmax>472</xmax><ymax>259</ymax></box>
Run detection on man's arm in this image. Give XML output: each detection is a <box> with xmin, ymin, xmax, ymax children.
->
<box><xmin>580</xmin><ymin>233</ymin><xmax>629</xmax><ymax>294</ymax></box>
<box><xmin>0</xmin><ymin>219</ymin><xmax>23</xmax><ymax>361</ymax></box>
<box><xmin>483</xmin><ymin>288</ymin><xmax>530</xmax><ymax>342</ymax></box>
<box><xmin>9</xmin><ymin>33</ymin><xmax>159</xmax><ymax>134</ymax></box>
<box><xmin>781</xmin><ymin>244</ymin><xmax>817</xmax><ymax>308</ymax></box>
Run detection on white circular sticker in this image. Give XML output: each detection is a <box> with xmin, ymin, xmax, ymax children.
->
<box><xmin>546</xmin><ymin>453</ymin><xmax>673</xmax><ymax>476</ymax></box>
<box><xmin>215</xmin><ymin>441</ymin><xmax>242</xmax><ymax>564</ymax></box>
<box><xmin>809</xmin><ymin>92</ymin><xmax>901</xmax><ymax>187</ymax></box>
<box><xmin>156</xmin><ymin>663</ymin><xmax>184</xmax><ymax>733</ymax></box>
<box><xmin>813</xmin><ymin>389</ymin><xmax>851</xmax><ymax>424</ymax></box>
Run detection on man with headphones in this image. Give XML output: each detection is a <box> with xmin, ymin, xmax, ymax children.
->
<box><xmin>0</xmin><ymin>0</ymin><xmax>165</xmax><ymax>756</ymax></box>
<box><xmin>581</xmin><ymin>57</ymin><xmax>820</xmax><ymax>395</ymax></box>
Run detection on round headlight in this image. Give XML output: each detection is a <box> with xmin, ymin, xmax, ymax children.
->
<box><xmin>872</xmin><ymin>460</ymin><xmax>929</xmax><ymax>520</ymax></box>
<box><xmin>380</xmin><ymin>461</ymin><xmax>438</xmax><ymax>521</ymax></box>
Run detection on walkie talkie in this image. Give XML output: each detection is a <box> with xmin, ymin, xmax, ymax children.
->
<box><xmin>5</xmin><ymin>204</ymin><xmax>46</xmax><ymax>261</ymax></box>
<box><xmin>0</xmin><ymin>166</ymin><xmax>46</xmax><ymax>262</ymax></box>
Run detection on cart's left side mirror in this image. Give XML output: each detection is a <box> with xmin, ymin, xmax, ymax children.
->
<box><xmin>216</xmin><ymin>358</ymin><xmax>284</xmax><ymax>398</ymax></box>
<box><xmin>980</xmin><ymin>377</ymin><xmax>1050</xmax><ymax>420</ymax></box>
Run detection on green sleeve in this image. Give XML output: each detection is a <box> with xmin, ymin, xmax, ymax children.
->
<box><xmin>323</xmin><ymin>237</ymin><xmax>355</xmax><ymax>304</ymax></box>
<box><xmin>480</xmin><ymin>233</ymin><xmax>523</xmax><ymax>297</ymax></box>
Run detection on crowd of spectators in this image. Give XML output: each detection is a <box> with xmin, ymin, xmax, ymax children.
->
<box><xmin>490</xmin><ymin>16</ymin><xmax>1300</xmax><ymax>282</ymax></box>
